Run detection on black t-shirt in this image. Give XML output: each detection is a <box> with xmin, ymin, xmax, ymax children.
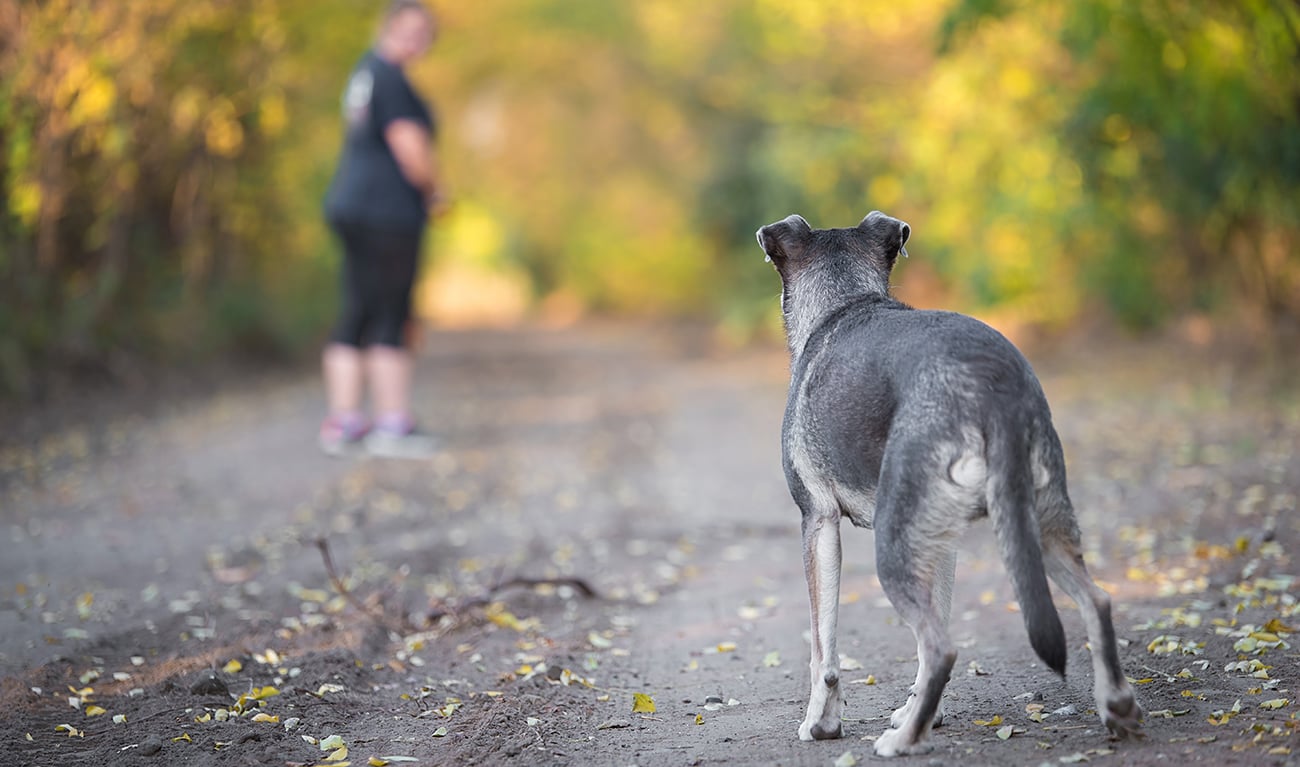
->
<box><xmin>324</xmin><ymin>50</ymin><xmax>435</xmax><ymax>233</ymax></box>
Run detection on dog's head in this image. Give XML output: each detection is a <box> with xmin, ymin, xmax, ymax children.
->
<box><xmin>756</xmin><ymin>211</ymin><xmax>910</xmax><ymax>315</ymax></box>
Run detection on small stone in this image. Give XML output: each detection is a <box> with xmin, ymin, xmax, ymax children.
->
<box><xmin>1052</xmin><ymin>704</ymin><xmax>1078</xmax><ymax>717</ymax></box>
<box><xmin>545</xmin><ymin>665</ymin><xmax>564</xmax><ymax>681</ymax></box>
<box><xmin>704</xmin><ymin>695</ymin><xmax>724</xmax><ymax>705</ymax></box>
<box><xmin>138</xmin><ymin>734</ymin><xmax>164</xmax><ymax>756</ymax></box>
<box><xmin>189</xmin><ymin>673</ymin><xmax>229</xmax><ymax>697</ymax></box>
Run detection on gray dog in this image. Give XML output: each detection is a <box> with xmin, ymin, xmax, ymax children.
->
<box><xmin>757</xmin><ymin>212</ymin><xmax>1143</xmax><ymax>756</ymax></box>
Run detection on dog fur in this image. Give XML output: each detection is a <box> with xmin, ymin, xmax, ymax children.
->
<box><xmin>757</xmin><ymin>212</ymin><xmax>1143</xmax><ymax>756</ymax></box>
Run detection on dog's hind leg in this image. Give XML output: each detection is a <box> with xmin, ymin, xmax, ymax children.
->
<box><xmin>797</xmin><ymin>502</ymin><xmax>845</xmax><ymax>741</ymax></box>
<box><xmin>872</xmin><ymin>495</ymin><xmax>958</xmax><ymax>756</ymax></box>
<box><xmin>889</xmin><ymin>548</ymin><xmax>954</xmax><ymax>730</ymax></box>
<box><xmin>1041</xmin><ymin>526</ymin><xmax>1142</xmax><ymax>739</ymax></box>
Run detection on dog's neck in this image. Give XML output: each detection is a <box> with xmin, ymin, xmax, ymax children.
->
<box><xmin>783</xmin><ymin>260</ymin><xmax>891</xmax><ymax>360</ymax></box>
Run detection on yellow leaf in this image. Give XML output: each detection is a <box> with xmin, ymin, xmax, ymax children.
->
<box><xmin>632</xmin><ymin>693</ymin><xmax>656</xmax><ymax>714</ymax></box>
<box><xmin>223</xmin><ymin>659</ymin><xmax>243</xmax><ymax>674</ymax></box>
<box><xmin>694</xmin><ymin>714</ymin><xmax>703</xmax><ymax>725</ymax></box>
<box><xmin>973</xmin><ymin>715</ymin><xmax>1003</xmax><ymax>727</ymax></box>
<box><xmin>84</xmin><ymin>705</ymin><xmax>107</xmax><ymax>717</ymax></box>
<box><xmin>173</xmin><ymin>732</ymin><xmax>192</xmax><ymax>743</ymax></box>
<box><xmin>369</xmin><ymin>759</ymin><xmax>389</xmax><ymax>767</ymax></box>
<box><xmin>325</xmin><ymin>745</ymin><xmax>349</xmax><ymax>761</ymax></box>
<box><xmin>1259</xmin><ymin>698</ymin><xmax>1289</xmax><ymax>710</ymax></box>
<box><xmin>252</xmin><ymin>713</ymin><xmax>280</xmax><ymax>723</ymax></box>
<box><xmin>716</xmin><ymin>642</ymin><xmax>737</xmax><ymax>653</ymax></box>
<box><xmin>54</xmin><ymin>724</ymin><xmax>83</xmax><ymax>737</ymax></box>
<box><xmin>252</xmin><ymin>686</ymin><xmax>280</xmax><ymax>700</ymax></box>
<box><xmin>432</xmin><ymin>726</ymin><xmax>448</xmax><ymax>737</ymax></box>
<box><xmin>1262</xmin><ymin>618</ymin><xmax>1294</xmax><ymax>634</ymax></box>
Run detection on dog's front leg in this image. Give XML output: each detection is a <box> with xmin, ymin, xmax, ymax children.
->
<box><xmin>799</xmin><ymin>511</ymin><xmax>844</xmax><ymax>740</ymax></box>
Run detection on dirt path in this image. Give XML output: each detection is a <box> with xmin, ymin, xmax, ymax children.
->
<box><xmin>1</xmin><ymin>326</ymin><xmax>1297</xmax><ymax>766</ymax></box>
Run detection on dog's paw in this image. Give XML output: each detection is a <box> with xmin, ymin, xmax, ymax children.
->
<box><xmin>889</xmin><ymin>696</ymin><xmax>913</xmax><ymax>729</ymax></box>
<box><xmin>1101</xmin><ymin>690</ymin><xmax>1144</xmax><ymax>740</ymax></box>
<box><xmin>889</xmin><ymin>696</ymin><xmax>943</xmax><ymax>729</ymax></box>
<box><xmin>874</xmin><ymin>727</ymin><xmax>933</xmax><ymax>757</ymax></box>
<box><xmin>798</xmin><ymin>718</ymin><xmax>844</xmax><ymax>741</ymax></box>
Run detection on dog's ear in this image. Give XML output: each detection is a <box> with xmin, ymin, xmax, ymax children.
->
<box><xmin>756</xmin><ymin>214</ymin><xmax>813</xmax><ymax>265</ymax></box>
<box><xmin>858</xmin><ymin>210</ymin><xmax>910</xmax><ymax>267</ymax></box>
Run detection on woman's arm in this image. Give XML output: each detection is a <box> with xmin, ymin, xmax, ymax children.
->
<box><xmin>384</xmin><ymin>118</ymin><xmax>444</xmax><ymax>211</ymax></box>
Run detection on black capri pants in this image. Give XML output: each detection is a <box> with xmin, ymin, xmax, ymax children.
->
<box><xmin>330</xmin><ymin>221</ymin><xmax>423</xmax><ymax>349</ymax></box>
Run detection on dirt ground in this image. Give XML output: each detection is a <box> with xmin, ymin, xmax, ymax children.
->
<box><xmin>1</xmin><ymin>324</ymin><xmax>1297</xmax><ymax>767</ymax></box>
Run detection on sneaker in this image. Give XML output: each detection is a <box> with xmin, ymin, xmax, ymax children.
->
<box><xmin>318</xmin><ymin>414</ymin><xmax>370</xmax><ymax>457</ymax></box>
<box><xmin>364</xmin><ymin>416</ymin><xmax>437</xmax><ymax>459</ymax></box>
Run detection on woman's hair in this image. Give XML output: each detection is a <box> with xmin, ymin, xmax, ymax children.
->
<box><xmin>383</xmin><ymin>0</ymin><xmax>433</xmax><ymax>26</ymax></box>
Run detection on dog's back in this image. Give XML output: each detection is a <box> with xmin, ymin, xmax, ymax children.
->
<box><xmin>787</xmin><ymin>296</ymin><xmax>1061</xmax><ymax>517</ymax></box>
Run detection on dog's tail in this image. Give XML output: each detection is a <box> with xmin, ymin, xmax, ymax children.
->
<box><xmin>986</xmin><ymin>422</ymin><xmax>1067</xmax><ymax>677</ymax></box>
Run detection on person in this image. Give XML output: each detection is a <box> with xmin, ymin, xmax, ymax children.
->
<box><xmin>320</xmin><ymin>0</ymin><xmax>445</xmax><ymax>458</ymax></box>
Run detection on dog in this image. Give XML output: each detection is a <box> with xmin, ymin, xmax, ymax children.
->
<box><xmin>757</xmin><ymin>212</ymin><xmax>1143</xmax><ymax>756</ymax></box>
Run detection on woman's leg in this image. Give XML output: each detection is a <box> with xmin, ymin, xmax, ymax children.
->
<box><xmin>366</xmin><ymin>227</ymin><xmax>423</xmax><ymax>429</ymax></box>
<box><xmin>320</xmin><ymin>223</ymin><xmax>373</xmax><ymax>453</ymax></box>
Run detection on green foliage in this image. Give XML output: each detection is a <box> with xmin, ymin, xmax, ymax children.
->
<box><xmin>2</xmin><ymin>0</ymin><xmax>1297</xmax><ymax>393</ymax></box>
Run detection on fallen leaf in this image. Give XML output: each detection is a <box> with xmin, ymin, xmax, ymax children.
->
<box><xmin>694</xmin><ymin>714</ymin><xmax>704</xmax><ymax>725</ymax></box>
<box><xmin>632</xmin><ymin>692</ymin><xmax>656</xmax><ymax>714</ymax></box>
<box><xmin>320</xmin><ymin>735</ymin><xmax>345</xmax><ymax>751</ymax></box>
<box><xmin>763</xmin><ymin>651</ymin><xmax>781</xmax><ymax>668</ymax></box>
<box><xmin>526</xmin><ymin>717</ymin><xmax>541</xmax><ymax>726</ymax></box>
<box><xmin>597</xmin><ymin>719</ymin><xmax>632</xmax><ymax>730</ymax></box>
<box><xmin>172</xmin><ymin>732</ymin><xmax>192</xmax><ymax>743</ymax></box>
<box><xmin>588</xmin><ymin>631</ymin><xmax>613</xmax><ymax>649</ymax></box>
<box><xmin>112</xmin><ymin>714</ymin><xmax>127</xmax><ymax>724</ymax></box>
<box><xmin>996</xmin><ymin>725</ymin><xmax>1014</xmax><ymax>740</ymax></box>
<box><xmin>325</xmin><ymin>746</ymin><xmax>349</xmax><ymax>761</ymax></box>
<box><xmin>84</xmin><ymin>705</ymin><xmax>106</xmax><ymax>717</ymax></box>
<box><xmin>251</xmin><ymin>713</ymin><xmax>280</xmax><ymax>723</ymax></box>
<box><xmin>834</xmin><ymin>750</ymin><xmax>857</xmax><ymax>767</ymax></box>
<box><xmin>223</xmin><ymin>659</ymin><xmax>242</xmax><ymax>674</ymax></box>
<box><xmin>432</xmin><ymin>726</ymin><xmax>448</xmax><ymax>737</ymax></box>
<box><xmin>369</xmin><ymin>759</ymin><xmax>389</xmax><ymax>767</ymax></box>
<box><xmin>716</xmin><ymin>641</ymin><xmax>737</xmax><ymax>653</ymax></box>
<box><xmin>1259</xmin><ymin>698</ymin><xmax>1289</xmax><ymax>710</ymax></box>
<box><xmin>54</xmin><ymin>724</ymin><xmax>83</xmax><ymax>737</ymax></box>
<box><xmin>974</xmin><ymin>715</ymin><xmax>1003</xmax><ymax>727</ymax></box>
<box><xmin>1059</xmin><ymin>754</ymin><xmax>1089</xmax><ymax>764</ymax></box>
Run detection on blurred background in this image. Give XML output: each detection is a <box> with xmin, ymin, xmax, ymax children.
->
<box><xmin>2</xmin><ymin>0</ymin><xmax>1297</xmax><ymax>397</ymax></box>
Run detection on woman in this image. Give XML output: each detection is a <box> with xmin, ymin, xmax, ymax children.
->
<box><xmin>320</xmin><ymin>0</ymin><xmax>445</xmax><ymax>458</ymax></box>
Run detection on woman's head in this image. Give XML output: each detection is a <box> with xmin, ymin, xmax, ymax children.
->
<box><xmin>377</xmin><ymin>1</ymin><xmax>436</xmax><ymax>65</ymax></box>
